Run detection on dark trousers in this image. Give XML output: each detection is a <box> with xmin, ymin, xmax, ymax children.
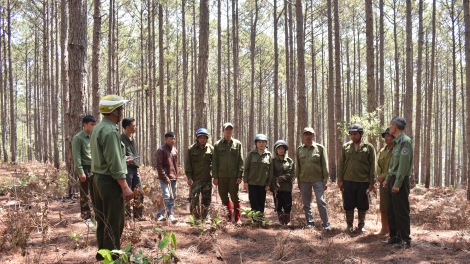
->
<box><xmin>93</xmin><ymin>174</ymin><xmax>125</xmax><ymax>251</ymax></box>
<box><xmin>248</xmin><ymin>185</ymin><xmax>267</xmax><ymax>213</ymax></box>
<box><xmin>125</xmin><ymin>168</ymin><xmax>144</xmax><ymax>218</ymax></box>
<box><xmin>387</xmin><ymin>176</ymin><xmax>411</xmax><ymax>242</ymax></box>
<box><xmin>79</xmin><ymin>165</ymin><xmax>94</xmax><ymax>219</ymax></box>
<box><xmin>343</xmin><ymin>180</ymin><xmax>370</xmax><ymax>211</ymax></box>
<box><xmin>273</xmin><ymin>191</ymin><xmax>292</xmax><ymax>214</ymax></box>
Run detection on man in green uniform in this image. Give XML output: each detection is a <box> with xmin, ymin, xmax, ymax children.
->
<box><xmin>185</xmin><ymin>128</ymin><xmax>214</xmax><ymax>220</ymax></box>
<box><xmin>120</xmin><ymin>117</ymin><xmax>144</xmax><ymax>220</ymax></box>
<box><xmin>375</xmin><ymin>128</ymin><xmax>394</xmax><ymax>235</ymax></box>
<box><xmin>338</xmin><ymin>124</ymin><xmax>376</xmax><ymax>233</ymax></box>
<box><xmin>212</xmin><ymin>122</ymin><xmax>244</xmax><ymax>224</ymax></box>
<box><xmin>382</xmin><ymin>117</ymin><xmax>413</xmax><ymax>249</ymax></box>
<box><xmin>91</xmin><ymin>95</ymin><xmax>133</xmax><ymax>260</ymax></box>
<box><xmin>72</xmin><ymin>115</ymin><xmax>97</xmax><ymax>221</ymax></box>
<box><xmin>296</xmin><ymin>127</ymin><xmax>330</xmax><ymax>230</ymax></box>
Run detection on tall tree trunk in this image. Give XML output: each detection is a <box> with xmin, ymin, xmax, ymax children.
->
<box><xmin>107</xmin><ymin>0</ymin><xmax>115</xmax><ymax>94</ymax></box>
<box><xmin>92</xmin><ymin>0</ymin><xmax>101</xmax><ymax>119</ymax></box>
<box><xmin>365</xmin><ymin>0</ymin><xmax>375</xmax><ymax>114</ymax></box>
<box><xmin>414</xmin><ymin>0</ymin><xmax>424</xmax><ymax>184</ymax></box>
<box><xmin>334</xmin><ymin>0</ymin><xmax>341</xmax><ymax>168</ymax></box>
<box><xmin>458</xmin><ymin>10</ymin><xmax>467</xmax><ymax>186</ymax></box>
<box><xmin>159</xmin><ymin>3</ymin><xmax>165</xmax><ymax>142</ymax></box>
<box><xmin>296</xmin><ymin>0</ymin><xmax>307</xmax><ymax>135</ymax></box>
<box><xmin>7</xmin><ymin>0</ymin><xmax>15</xmax><ymax>162</ymax></box>
<box><xmin>51</xmin><ymin>0</ymin><xmax>60</xmax><ymax>168</ymax></box>
<box><xmin>61</xmin><ymin>0</ymin><xmax>69</xmax><ymax>166</ymax></box>
<box><xmin>405</xmin><ymin>0</ymin><xmax>413</xmax><ymax>160</ymax></box>
<box><xmin>393</xmin><ymin>1</ymin><xmax>399</xmax><ymax>115</ymax></box>
<box><xmin>465</xmin><ymin>0</ymin><xmax>470</xmax><ymax>199</ymax></box>
<box><xmin>379</xmin><ymin>0</ymin><xmax>385</xmax><ymax>125</ymax></box>
<box><xmin>232</xmin><ymin>0</ymin><xmax>239</xmax><ymax>134</ymax></box>
<box><xmin>327</xmin><ymin>0</ymin><xmax>335</xmax><ymax>181</ymax></box>
<box><xmin>195</xmin><ymin>0</ymin><xmax>209</xmax><ymax>129</ymax></box>
<box><xmin>68</xmin><ymin>0</ymin><xmax>88</xmax><ymax>195</ymax></box>
<box><xmin>0</xmin><ymin>12</ymin><xmax>7</xmax><ymax>162</ymax></box>
<box><xmin>249</xmin><ymin>0</ymin><xmax>259</xmax><ymax>144</ymax></box>
<box><xmin>25</xmin><ymin>40</ymin><xmax>32</xmax><ymax>161</ymax></box>
<box><xmin>217</xmin><ymin>0</ymin><xmax>222</xmax><ymax>139</ymax></box>
<box><xmin>42</xmin><ymin>0</ymin><xmax>50</xmax><ymax>163</ymax></box>
<box><xmin>425</xmin><ymin>0</ymin><xmax>436</xmax><ymax>188</ymax></box>
<box><xmin>273</xmin><ymin>0</ymin><xmax>279</xmax><ymax>142</ymax></box>
<box><xmin>449</xmin><ymin>0</ymin><xmax>457</xmax><ymax>186</ymax></box>
<box><xmin>183</xmin><ymin>0</ymin><xmax>189</xmax><ymax>163</ymax></box>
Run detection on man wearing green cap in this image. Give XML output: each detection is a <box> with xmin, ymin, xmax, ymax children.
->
<box><xmin>91</xmin><ymin>95</ymin><xmax>133</xmax><ymax>260</ymax></box>
<box><xmin>296</xmin><ymin>127</ymin><xmax>330</xmax><ymax>230</ymax></box>
<box><xmin>382</xmin><ymin>117</ymin><xmax>413</xmax><ymax>249</ymax></box>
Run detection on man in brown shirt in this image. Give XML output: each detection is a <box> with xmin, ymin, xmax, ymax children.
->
<box><xmin>156</xmin><ymin>132</ymin><xmax>179</xmax><ymax>222</ymax></box>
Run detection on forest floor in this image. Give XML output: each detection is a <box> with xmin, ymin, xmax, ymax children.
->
<box><xmin>0</xmin><ymin>161</ymin><xmax>469</xmax><ymax>264</ymax></box>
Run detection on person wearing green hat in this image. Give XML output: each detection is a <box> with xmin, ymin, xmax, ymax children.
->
<box><xmin>374</xmin><ymin>127</ymin><xmax>394</xmax><ymax>235</ymax></box>
<box><xmin>185</xmin><ymin>128</ymin><xmax>214</xmax><ymax>220</ymax></box>
<box><xmin>243</xmin><ymin>133</ymin><xmax>273</xmax><ymax>214</ymax></box>
<box><xmin>91</xmin><ymin>95</ymin><xmax>133</xmax><ymax>260</ymax></box>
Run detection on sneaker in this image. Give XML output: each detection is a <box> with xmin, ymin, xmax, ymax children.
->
<box><xmin>381</xmin><ymin>237</ymin><xmax>399</xmax><ymax>244</ymax></box>
<box><xmin>323</xmin><ymin>224</ymin><xmax>331</xmax><ymax>231</ymax></box>
<box><xmin>358</xmin><ymin>224</ymin><xmax>366</xmax><ymax>232</ymax></box>
<box><xmin>345</xmin><ymin>224</ymin><xmax>353</xmax><ymax>233</ymax></box>
<box><xmin>306</xmin><ymin>222</ymin><xmax>314</xmax><ymax>229</ymax></box>
<box><xmin>84</xmin><ymin>218</ymin><xmax>92</xmax><ymax>223</ymax></box>
<box><xmin>394</xmin><ymin>241</ymin><xmax>411</xmax><ymax>249</ymax></box>
<box><xmin>157</xmin><ymin>215</ymin><xmax>166</xmax><ymax>221</ymax></box>
<box><xmin>168</xmin><ymin>215</ymin><xmax>177</xmax><ymax>222</ymax></box>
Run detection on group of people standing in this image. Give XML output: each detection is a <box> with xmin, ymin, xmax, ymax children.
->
<box><xmin>72</xmin><ymin>94</ymin><xmax>413</xmax><ymax>260</ymax></box>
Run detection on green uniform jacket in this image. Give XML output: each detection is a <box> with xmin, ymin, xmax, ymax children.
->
<box><xmin>212</xmin><ymin>138</ymin><xmax>244</xmax><ymax>179</ymax></box>
<box><xmin>272</xmin><ymin>156</ymin><xmax>295</xmax><ymax>192</ymax></box>
<box><xmin>338</xmin><ymin>140</ymin><xmax>376</xmax><ymax>184</ymax></box>
<box><xmin>72</xmin><ymin>130</ymin><xmax>91</xmax><ymax>175</ymax></box>
<box><xmin>120</xmin><ymin>133</ymin><xmax>140</xmax><ymax>168</ymax></box>
<box><xmin>296</xmin><ymin>143</ymin><xmax>329</xmax><ymax>183</ymax></box>
<box><xmin>377</xmin><ymin>145</ymin><xmax>393</xmax><ymax>179</ymax></box>
<box><xmin>185</xmin><ymin>142</ymin><xmax>214</xmax><ymax>182</ymax></box>
<box><xmin>385</xmin><ymin>133</ymin><xmax>413</xmax><ymax>188</ymax></box>
<box><xmin>243</xmin><ymin>149</ymin><xmax>273</xmax><ymax>186</ymax></box>
<box><xmin>90</xmin><ymin>118</ymin><xmax>127</xmax><ymax>180</ymax></box>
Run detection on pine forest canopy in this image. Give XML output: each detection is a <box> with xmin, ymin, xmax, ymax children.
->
<box><xmin>0</xmin><ymin>0</ymin><xmax>469</xmax><ymax>197</ymax></box>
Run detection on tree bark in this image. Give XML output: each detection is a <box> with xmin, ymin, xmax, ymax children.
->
<box><xmin>68</xmin><ymin>0</ymin><xmax>88</xmax><ymax>195</ymax></box>
<box><xmin>365</xmin><ymin>0</ymin><xmax>375</xmax><ymax>114</ymax></box>
<box><xmin>273</xmin><ymin>0</ymin><xmax>279</xmax><ymax>142</ymax></box>
<box><xmin>249</xmin><ymin>0</ymin><xmax>259</xmax><ymax>144</ymax></box>
<box><xmin>405</xmin><ymin>0</ymin><xmax>413</xmax><ymax>158</ymax></box>
<box><xmin>159</xmin><ymin>3</ymin><xmax>165</xmax><ymax>142</ymax></box>
<box><xmin>7</xmin><ymin>0</ymin><xmax>16</xmax><ymax>162</ymax></box>
<box><xmin>195</xmin><ymin>0</ymin><xmax>209</xmax><ymax>129</ymax></box>
<box><xmin>327</xmin><ymin>0</ymin><xmax>336</xmax><ymax>181</ymax></box>
<box><xmin>92</xmin><ymin>0</ymin><xmax>101</xmax><ymax>119</ymax></box>
<box><xmin>414</xmin><ymin>0</ymin><xmax>424</xmax><ymax>184</ymax></box>
<box><xmin>464</xmin><ymin>0</ymin><xmax>470</xmax><ymax>199</ymax></box>
<box><xmin>232</xmin><ymin>0</ymin><xmax>239</xmax><ymax>134</ymax></box>
<box><xmin>296</xmin><ymin>0</ymin><xmax>307</xmax><ymax>135</ymax></box>
<box><xmin>334</xmin><ymin>0</ymin><xmax>341</xmax><ymax>168</ymax></box>
<box><xmin>425</xmin><ymin>0</ymin><xmax>436</xmax><ymax>189</ymax></box>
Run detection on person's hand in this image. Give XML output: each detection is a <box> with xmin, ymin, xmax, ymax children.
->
<box><xmin>276</xmin><ymin>178</ymin><xmax>279</xmax><ymax>184</ymax></box>
<box><xmin>213</xmin><ymin>178</ymin><xmax>219</xmax><ymax>185</ymax></box>
<box><xmin>382</xmin><ymin>181</ymin><xmax>388</xmax><ymax>188</ymax></box>
<box><xmin>323</xmin><ymin>182</ymin><xmax>328</xmax><ymax>191</ymax></box>
<box><xmin>187</xmin><ymin>179</ymin><xmax>193</xmax><ymax>186</ymax></box>
<box><xmin>244</xmin><ymin>183</ymin><xmax>248</xmax><ymax>191</ymax></box>
<box><xmin>236</xmin><ymin>178</ymin><xmax>242</xmax><ymax>184</ymax></box>
<box><xmin>338</xmin><ymin>181</ymin><xmax>344</xmax><ymax>192</ymax></box>
<box><xmin>273</xmin><ymin>189</ymin><xmax>278</xmax><ymax>194</ymax></box>
<box><xmin>164</xmin><ymin>177</ymin><xmax>171</xmax><ymax>184</ymax></box>
<box><xmin>122</xmin><ymin>185</ymin><xmax>133</xmax><ymax>202</ymax></box>
<box><xmin>126</xmin><ymin>156</ymin><xmax>134</xmax><ymax>165</ymax></box>
<box><xmin>265</xmin><ymin>185</ymin><xmax>270</xmax><ymax>191</ymax></box>
<box><xmin>392</xmin><ymin>186</ymin><xmax>399</xmax><ymax>193</ymax></box>
<box><xmin>377</xmin><ymin>176</ymin><xmax>385</xmax><ymax>183</ymax></box>
<box><xmin>79</xmin><ymin>174</ymin><xmax>86</xmax><ymax>182</ymax></box>
<box><xmin>368</xmin><ymin>183</ymin><xmax>375</xmax><ymax>193</ymax></box>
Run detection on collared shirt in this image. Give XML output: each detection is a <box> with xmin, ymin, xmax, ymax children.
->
<box><xmin>377</xmin><ymin>145</ymin><xmax>393</xmax><ymax>178</ymax></box>
<box><xmin>90</xmin><ymin>118</ymin><xmax>127</xmax><ymax>180</ymax></box>
<box><xmin>338</xmin><ymin>140</ymin><xmax>376</xmax><ymax>184</ymax></box>
<box><xmin>212</xmin><ymin>138</ymin><xmax>244</xmax><ymax>178</ymax></box>
<box><xmin>120</xmin><ymin>133</ymin><xmax>140</xmax><ymax>168</ymax></box>
<box><xmin>386</xmin><ymin>133</ymin><xmax>413</xmax><ymax>188</ymax></box>
<box><xmin>296</xmin><ymin>143</ymin><xmax>329</xmax><ymax>183</ymax></box>
<box><xmin>72</xmin><ymin>130</ymin><xmax>91</xmax><ymax>175</ymax></box>
<box><xmin>243</xmin><ymin>149</ymin><xmax>273</xmax><ymax>186</ymax></box>
<box><xmin>272</xmin><ymin>155</ymin><xmax>295</xmax><ymax>192</ymax></box>
<box><xmin>185</xmin><ymin>142</ymin><xmax>214</xmax><ymax>181</ymax></box>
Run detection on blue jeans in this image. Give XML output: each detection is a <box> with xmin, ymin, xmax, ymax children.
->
<box><xmin>300</xmin><ymin>181</ymin><xmax>329</xmax><ymax>226</ymax></box>
<box><xmin>157</xmin><ymin>180</ymin><xmax>178</xmax><ymax>217</ymax></box>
